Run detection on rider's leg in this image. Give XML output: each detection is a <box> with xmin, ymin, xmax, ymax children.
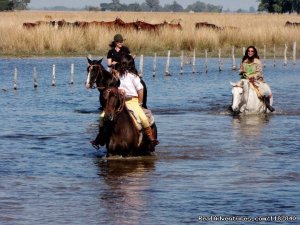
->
<box><xmin>263</xmin><ymin>96</ymin><xmax>275</xmax><ymax>112</ymax></box>
<box><xmin>258</xmin><ymin>82</ymin><xmax>275</xmax><ymax>112</ymax></box>
<box><xmin>125</xmin><ymin>98</ymin><xmax>159</xmax><ymax>146</ymax></box>
<box><xmin>99</xmin><ymin>90</ymin><xmax>105</xmax><ymax>110</ymax></box>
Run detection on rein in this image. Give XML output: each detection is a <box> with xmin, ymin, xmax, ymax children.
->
<box><xmin>88</xmin><ymin>64</ymin><xmax>103</xmax><ymax>89</ymax></box>
<box><xmin>104</xmin><ymin>88</ymin><xmax>126</xmax><ymax>119</ymax></box>
<box><xmin>233</xmin><ymin>81</ymin><xmax>250</xmax><ymax>112</ymax></box>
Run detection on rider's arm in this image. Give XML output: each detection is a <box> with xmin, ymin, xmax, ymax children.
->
<box><xmin>254</xmin><ymin>59</ymin><xmax>264</xmax><ymax>80</ymax></box>
<box><xmin>107</xmin><ymin>58</ymin><xmax>118</xmax><ymax>67</ymax></box>
<box><xmin>107</xmin><ymin>58</ymin><xmax>113</xmax><ymax>67</ymax></box>
<box><xmin>137</xmin><ymin>89</ymin><xmax>144</xmax><ymax>106</ymax></box>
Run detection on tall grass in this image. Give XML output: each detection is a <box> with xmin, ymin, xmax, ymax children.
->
<box><xmin>0</xmin><ymin>11</ymin><xmax>300</xmax><ymax>57</ymax></box>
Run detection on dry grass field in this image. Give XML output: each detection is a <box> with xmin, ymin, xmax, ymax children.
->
<box><xmin>1</xmin><ymin>10</ymin><xmax>300</xmax><ymax>58</ymax></box>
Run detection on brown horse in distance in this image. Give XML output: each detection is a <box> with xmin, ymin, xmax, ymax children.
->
<box><xmin>195</xmin><ymin>22</ymin><xmax>222</xmax><ymax>30</ymax></box>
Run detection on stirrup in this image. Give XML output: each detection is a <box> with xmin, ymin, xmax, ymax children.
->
<box><xmin>90</xmin><ymin>140</ymin><xmax>100</xmax><ymax>150</ymax></box>
<box><xmin>267</xmin><ymin>105</ymin><xmax>275</xmax><ymax>112</ymax></box>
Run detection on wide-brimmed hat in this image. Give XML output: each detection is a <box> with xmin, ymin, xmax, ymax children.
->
<box><xmin>113</xmin><ymin>34</ymin><xmax>125</xmax><ymax>42</ymax></box>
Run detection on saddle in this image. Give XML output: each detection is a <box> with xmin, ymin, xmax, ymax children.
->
<box><xmin>126</xmin><ymin>108</ymin><xmax>155</xmax><ymax>146</ymax></box>
<box><xmin>248</xmin><ymin>78</ymin><xmax>275</xmax><ymax>112</ymax></box>
<box><xmin>248</xmin><ymin>78</ymin><xmax>263</xmax><ymax>99</ymax></box>
<box><xmin>127</xmin><ymin>108</ymin><xmax>155</xmax><ymax>131</ymax></box>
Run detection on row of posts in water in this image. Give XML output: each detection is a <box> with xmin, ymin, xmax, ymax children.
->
<box><xmin>11</xmin><ymin>43</ymin><xmax>297</xmax><ymax>90</ymax></box>
<box><xmin>150</xmin><ymin>42</ymin><xmax>297</xmax><ymax>76</ymax></box>
<box><xmin>12</xmin><ymin>64</ymin><xmax>74</xmax><ymax>90</ymax></box>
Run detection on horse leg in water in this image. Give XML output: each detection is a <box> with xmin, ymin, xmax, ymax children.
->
<box><xmin>90</xmin><ymin>128</ymin><xmax>105</xmax><ymax>149</ymax></box>
<box><xmin>99</xmin><ymin>89</ymin><xmax>105</xmax><ymax>110</ymax></box>
<box><xmin>262</xmin><ymin>96</ymin><xmax>275</xmax><ymax>112</ymax></box>
<box><xmin>140</xmin><ymin>79</ymin><xmax>148</xmax><ymax>109</ymax></box>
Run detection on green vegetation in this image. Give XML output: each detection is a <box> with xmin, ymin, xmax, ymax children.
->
<box><xmin>258</xmin><ymin>0</ymin><xmax>300</xmax><ymax>13</ymax></box>
<box><xmin>0</xmin><ymin>0</ymin><xmax>30</xmax><ymax>10</ymax></box>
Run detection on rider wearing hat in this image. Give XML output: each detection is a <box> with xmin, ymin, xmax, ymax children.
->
<box><xmin>107</xmin><ymin>34</ymin><xmax>131</xmax><ymax>69</ymax></box>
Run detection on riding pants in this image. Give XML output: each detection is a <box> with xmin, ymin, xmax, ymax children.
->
<box><xmin>125</xmin><ymin>97</ymin><xmax>150</xmax><ymax>128</ymax></box>
<box><xmin>98</xmin><ymin>97</ymin><xmax>150</xmax><ymax>128</ymax></box>
<box><xmin>254</xmin><ymin>80</ymin><xmax>272</xmax><ymax>97</ymax></box>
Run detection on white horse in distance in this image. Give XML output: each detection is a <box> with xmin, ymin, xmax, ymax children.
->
<box><xmin>230</xmin><ymin>79</ymin><xmax>274</xmax><ymax>115</ymax></box>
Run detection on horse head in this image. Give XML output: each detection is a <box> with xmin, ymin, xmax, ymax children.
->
<box><xmin>104</xmin><ymin>88</ymin><xmax>126</xmax><ymax>122</ymax></box>
<box><xmin>86</xmin><ymin>57</ymin><xmax>120</xmax><ymax>90</ymax></box>
<box><xmin>86</xmin><ymin>57</ymin><xmax>105</xmax><ymax>89</ymax></box>
<box><xmin>230</xmin><ymin>80</ymin><xmax>246</xmax><ymax>114</ymax></box>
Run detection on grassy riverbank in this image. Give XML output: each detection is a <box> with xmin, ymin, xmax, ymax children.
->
<box><xmin>1</xmin><ymin>11</ymin><xmax>300</xmax><ymax>58</ymax></box>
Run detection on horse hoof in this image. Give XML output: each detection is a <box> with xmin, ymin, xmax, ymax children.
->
<box><xmin>90</xmin><ymin>140</ymin><xmax>100</xmax><ymax>150</ymax></box>
<box><xmin>151</xmin><ymin>140</ymin><xmax>159</xmax><ymax>146</ymax></box>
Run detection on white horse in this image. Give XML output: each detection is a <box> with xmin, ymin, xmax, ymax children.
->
<box><xmin>230</xmin><ymin>79</ymin><xmax>274</xmax><ymax>115</ymax></box>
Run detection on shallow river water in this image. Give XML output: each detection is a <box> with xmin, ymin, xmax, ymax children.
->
<box><xmin>0</xmin><ymin>56</ymin><xmax>299</xmax><ymax>225</ymax></box>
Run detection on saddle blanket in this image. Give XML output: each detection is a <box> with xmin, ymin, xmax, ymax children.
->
<box><xmin>128</xmin><ymin>108</ymin><xmax>155</xmax><ymax>131</ymax></box>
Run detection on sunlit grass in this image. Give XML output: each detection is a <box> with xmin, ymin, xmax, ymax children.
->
<box><xmin>0</xmin><ymin>11</ymin><xmax>300</xmax><ymax>57</ymax></box>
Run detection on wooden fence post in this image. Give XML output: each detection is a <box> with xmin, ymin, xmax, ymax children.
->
<box><xmin>218</xmin><ymin>48</ymin><xmax>222</xmax><ymax>72</ymax></box>
<box><xmin>33</xmin><ymin>66</ymin><xmax>38</xmax><ymax>88</ymax></box>
<box><xmin>165</xmin><ymin>50</ymin><xmax>171</xmax><ymax>76</ymax></box>
<box><xmin>51</xmin><ymin>64</ymin><xmax>56</xmax><ymax>86</ymax></box>
<box><xmin>13</xmin><ymin>67</ymin><xmax>18</xmax><ymax>90</ymax></box>
<box><xmin>232</xmin><ymin>46</ymin><xmax>236</xmax><ymax>70</ymax></box>
<box><xmin>192</xmin><ymin>48</ymin><xmax>196</xmax><ymax>73</ymax></box>
<box><xmin>263</xmin><ymin>44</ymin><xmax>266</xmax><ymax>68</ymax></box>
<box><xmin>153</xmin><ymin>53</ymin><xmax>157</xmax><ymax>77</ymax></box>
<box><xmin>204</xmin><ymin>49</ymin><xmax>208</xmax><ymax>73</ymax></box>
<box><xmin>138</xmin><ymin>54</ymin><xmax>144</xmax><ymax>78</ymax></box>
<box><xmin>293</xmin><ymin>41</ymin><xmax>296</xmax><ymax>65</ymax></box>
<box><xmin>70</xmin><ymin>63</ymin><xmax>74</xmax><ymax>84</ymax></box>
<box><xmin>180</xmin><ymin>51</ymin><xmax>184</xmax><ymax>74</ymax></box>
<box><xmin>273</xmin><ymin>45</ymin><xmax>276</xmax><ymax>67</ymax></box>
<box><xmin>284</xmin><ymin>44</ymin><xmax>288</xmax><ymax>66</ymax></box>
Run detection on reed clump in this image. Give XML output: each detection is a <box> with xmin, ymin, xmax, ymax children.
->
<box><xmin>0</xmin><ymin>11</ymin><xmax>300</xmax><ymax>58</ymax></box>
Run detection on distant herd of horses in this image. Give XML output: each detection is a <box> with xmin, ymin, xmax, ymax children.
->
<box><xmin>22</xmin><ymin>18</ymin><xmax>183</xmax><ymax>32</ymax></box>
<box><xmin>23</xmin><ymin>17</ymin><xmax>300</xmax><ymax>32</ymax></box>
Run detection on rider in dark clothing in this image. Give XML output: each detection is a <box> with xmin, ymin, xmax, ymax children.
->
<box><xmin>107</xmin><ymin>34</ymin><xmax>148</xmax><ymax>109</ymax></box>
<box><xmin>95</xmin><ymin>34</ymin><xmax>131</xmax><ymax>110</ymax></box>
<box><xmin>107</xmin><ymin>34</ymin><xmax>131</xmax><ymax>69</ymax></box>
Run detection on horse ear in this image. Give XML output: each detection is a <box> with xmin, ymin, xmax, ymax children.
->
<box><xmin>87</xmin><ymin>57</ymin><xmax>92</xmax><ymax>64</ymax></box>
<box><xmin>98</xmin><ymin>58</ymin><xmax>103</xmax><ymax>64</ymax></box>
<box><xmin>230</xmin><ymin>81</ymin><xmax>236</xmax><ymax>86</ymax></box>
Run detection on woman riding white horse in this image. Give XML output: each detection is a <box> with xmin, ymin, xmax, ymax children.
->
<box><xmin>230</xmin><ymin>79</ymin><xmax>273</xmax><ymax>114</ymax></box>
<box><xmin>238</xmin><ymin>45</ymin><xmax>275</xmax><ymax>112</ymax></box>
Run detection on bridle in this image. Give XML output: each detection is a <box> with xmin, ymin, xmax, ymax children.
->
<box><xmin>232</xmin><ymin>80</ymin><xmax>250</xmax><ymax>113</ymax></box>
<box><xmin>104</xmin><ymin>88</ymin><xmax>126</xmax><ymax>120</ymax></box>
<box><xmin>87</xmin><ymin>64</ymin><xmax>103</xmax><ymax>89</ymax></box>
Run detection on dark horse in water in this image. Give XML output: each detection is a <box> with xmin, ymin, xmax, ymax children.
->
<box><xmin>85</xmin><ymin>57</ymin><xmax>148</xmax><ymax>109</ymax></box>
<box><xmin>85</xmin><ymin>57</ymin><xmax>157</xmax><ymax>156</ymax></box>
<box><xmin>103</xmin><ymin>87</ymin><xmax>158</xmax><ymax>156</ymax></box>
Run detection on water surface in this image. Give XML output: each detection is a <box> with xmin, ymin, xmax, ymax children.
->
<box><xmin>0</xmin><ymin>57</ymin><xmax>299</xmax><ymax>224</ymax></box>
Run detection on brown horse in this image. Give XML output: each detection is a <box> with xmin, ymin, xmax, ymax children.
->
<box><xmin>86</xmin><ymin>57</ymin><xmax>148</xmax><ymax>109</ymax></box>
<box><xmin>86</xmin><ymin>57</ymin><xmax>119</xmax><ymax>109</ymax></box>
<box><xmin>103</xmin><ymin>87</ymin><xmax>157</xmax><ymax>157</ymax></box>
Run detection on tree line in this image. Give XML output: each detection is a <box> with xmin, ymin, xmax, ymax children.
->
<box><xmin>258</xmin><ymin>0</ymin><xmax>300</xmax><ymax>13</ymax></box>
<box><xmin>1</xmin><ymin>0</ymin><xmax>300</xmax><ymax>14</ymax></box>
<box><xmin>98</xmin><ymin>0</ymin><xmax>222</xmax><ymax>12</ymax></box>
<box><xmin>0</xmin><ymin>0</ymin><xmax>30</xmax><ymax>10</ymax></box>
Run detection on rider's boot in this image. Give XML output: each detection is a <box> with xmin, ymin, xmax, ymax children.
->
<box><xmin>144</xmin><ymin>127</ymin><xmax>159</xmax><ymax>146</ymax></box>
<box><xmin>263</xmin><ymin>96</ymin><xmax>275</xmax><ymax>112</ymax></box>
<box><xmin>90</xmin><ymin>127</ymin><xmax>106</xmax><ymax>149</ymax></box>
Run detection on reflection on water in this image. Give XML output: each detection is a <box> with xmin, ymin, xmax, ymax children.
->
<box><xmin>95</xmin><ymin>158</ymin><xmax>156</xmax><ymax>225</ymax></box>
<box><xmin>231</xmin><ymin>114</ymin><xmax>271</xmax><ymax>138</ymax></box>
